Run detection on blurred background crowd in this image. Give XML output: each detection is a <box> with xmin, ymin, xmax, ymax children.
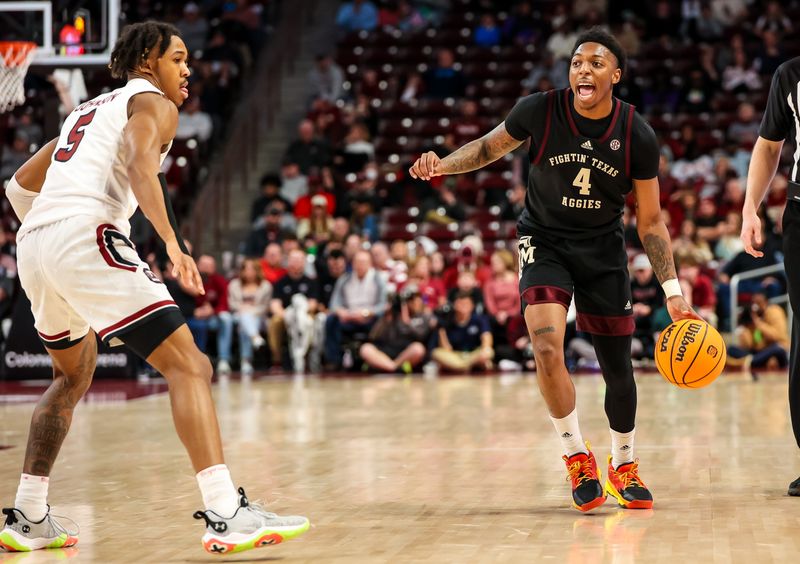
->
<box><xmin>1</xmin><ymin>0</ymin><xmax>797</xmax><ymax>377</ymax></box>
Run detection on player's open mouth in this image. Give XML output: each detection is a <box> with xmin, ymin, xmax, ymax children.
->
<box><xmin>577</xmin><ymin>84</ymin><xmax>595</xmax><ymax>100</ymax></box>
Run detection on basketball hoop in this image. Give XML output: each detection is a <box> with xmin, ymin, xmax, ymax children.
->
<box><xmin>0</xmin><ymin>42</ymin><xmax>37</xmax><ymax>113</ymax></box>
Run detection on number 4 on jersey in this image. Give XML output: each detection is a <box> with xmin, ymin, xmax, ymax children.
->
<box><xmin>572</xmin><ymin>167</ymin><xmax>591</xmax><ymax>196</ymax></box>
<box><xmin>54</xmin><ymin>109</ymin><xmax>97</xmax><ymax>162</ymax></box>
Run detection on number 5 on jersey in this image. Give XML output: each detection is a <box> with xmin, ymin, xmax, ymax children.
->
<box><xmin>572</xmin><ymin>167</ymin><xmax>591</xmax><ymax>196</ymax></box>
<box><xmin>54</xmin><ymin>109</ymin><xmax>97</xmax><ymax>162</ymax></box>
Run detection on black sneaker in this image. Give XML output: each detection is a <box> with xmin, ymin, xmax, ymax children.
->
<box><xmin>562</xmin><ymin>444</ymin><xmax>606</xmax><ymax>512</ymax></box>
<box><xmin>789</xmin><ymin>476</ymin><xmax>800</xmax><ymax>497</ymax></box>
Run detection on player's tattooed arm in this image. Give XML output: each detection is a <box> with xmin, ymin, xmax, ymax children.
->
<box><xmin>641</xmin><ymin>233</ymin><xmax>677</xmax><ymax>283</ymax></box>
<box><xmin>633</xmin><ymin>177</ymin><xmax>678</xmax><ymax>284</ymax></box>
<box><xmin>439</xmin><ymin>122</ymin><xmax>524</xmax><ymax>174</ymax></box>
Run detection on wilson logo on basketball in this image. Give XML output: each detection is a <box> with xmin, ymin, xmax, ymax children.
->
<box><xmin>674</xmin><ymin>322</ymin><xmax>703</xmax><ymax>362</ymax></box>
<box><xmin>706</xmin><ymin>345</ymin><xmax>719</xmax><ymax>358</ymax></box>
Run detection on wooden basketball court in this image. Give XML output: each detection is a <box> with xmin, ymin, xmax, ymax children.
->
<box><xmin>1</xmin><ymin>371</ymin><xmax>799</xmax><ymax>562</ymax></box>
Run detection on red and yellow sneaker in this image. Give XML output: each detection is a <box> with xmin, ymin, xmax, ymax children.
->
<box><xmin>563</xmin><ymin>445</ymin><xmax>606</xmax><ymax>512</ymax></box>
<box><xmin>605</xmin><ymin>456</ymin><xmax>654</xmax><ymax>509</ymax></box>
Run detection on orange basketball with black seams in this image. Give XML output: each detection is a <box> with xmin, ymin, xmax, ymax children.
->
<box><xmin>654</xmin><ymin>319</ymin><xmax>727</xmax><ymax>388</ymax></box>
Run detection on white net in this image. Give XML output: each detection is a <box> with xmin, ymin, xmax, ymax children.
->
<box><xmin>0</xmin><ymin>42</ymin><xmax>37</xmax><ymax>114</ymax></box>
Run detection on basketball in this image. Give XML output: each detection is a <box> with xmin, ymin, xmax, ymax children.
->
<box><xmin>654</xmin><ymin>319</ymin><xmax>726</xmax><ymax>388</ymax></box>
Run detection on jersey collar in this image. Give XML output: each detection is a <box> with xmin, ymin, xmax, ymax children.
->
<box><xmin>563</xmin><ymin>88</ymin><xmax>621</xmax><ymax>143</ymax></box>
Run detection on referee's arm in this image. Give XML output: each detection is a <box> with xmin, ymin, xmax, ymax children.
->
<box><xmin>742</xmin><ymin>136</ymin><xmax>784</xmax><ymax>258</ymax></box>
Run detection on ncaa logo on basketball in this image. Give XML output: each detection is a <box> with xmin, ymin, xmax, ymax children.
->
<box><xmin>609</xmin><ymin>139</ymin><xmax>621</xmax><ymax>151</ymax></box>
<box><xmin>659</xmin><ymin>324</ymin><xmax>674</xmax><ymax>353</ymax></box>
<box><xmin>706</xmin><ymin>345</ymin><xmax>719</xmax><ymax>358</ymax></box>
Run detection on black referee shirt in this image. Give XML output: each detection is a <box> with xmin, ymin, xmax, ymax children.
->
<box><xmin>760</xmin><ymin>57</ymin><xmax>800</xmax><ymax>184</ymax></box>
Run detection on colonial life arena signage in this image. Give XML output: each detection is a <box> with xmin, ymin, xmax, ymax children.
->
<box><xmin>3</xmin><ymin>294</ymin><xmax>133</xmax><ymax>379</ymax></box>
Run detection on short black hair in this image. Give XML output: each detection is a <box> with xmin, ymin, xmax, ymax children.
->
<box><xmin>260</xmin><ymin>173</ymin><xmax>281</xmax><ymax>188</ymax></box>
<box><xmin>571</xmin><ymin>27</ymin><xmax>626</xmax><ymax>76</ymax></box>
<box><xmin>109</xmin><ymin>22</ymin><xmax>181</xmax><ymax>79</ymax></box>
<box><xmin>454</xmin><ymin>290</ymin><xmax>475</xmax><ymax>302</ymax></box>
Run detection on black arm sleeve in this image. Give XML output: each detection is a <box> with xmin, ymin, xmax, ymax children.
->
<box><xmin>630</xmin><ymin>113</ymin><xmax>661</xmax><ymax>180</ymax></box>
<box><xmin>158</xmin><ymin>172</ymin><xmax>190</xmax><ymax>254</ymax></box>
<box><xmin>759</xmin><ymin>65</ymin><xmax>790</xmax><ymax>142</ymax></box>
<box><xmin>503</xmin><ymin>92</ymin><xmax>548</xmax><ymax>142</ymax></box>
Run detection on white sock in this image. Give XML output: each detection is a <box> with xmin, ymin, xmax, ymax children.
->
<box><xmin>550</xmin><ymin>408</ymin><xmax>586</xmax><ymax>457</ymax></box>
<box><xmin>196</xmin><ymin>464</ymin><xmax>239</xmax><ymax>517</ymax></box>
<box><xmin>15</xmin><ymin>474</ymin><xmax>49</xmax><ymax>522</ymax></box>
<box><xmin>610</xmin><ymin>428</ymin><xmax>635</xmax><ymax>469</ymax></box>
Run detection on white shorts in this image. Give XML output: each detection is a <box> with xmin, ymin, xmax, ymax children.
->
<box><xmin>17</xmin><ymin>216</ymin><xmax>180</xmax><ymax>349</ymax></box>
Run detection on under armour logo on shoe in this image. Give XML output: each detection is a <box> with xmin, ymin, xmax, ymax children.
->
<box><xmin>212</xmin><ymin>522</ymin><xmax>227</xmax><ymax>533</ymax></box>
<box><xmin>624</xmin><ymin>300</ymin><xmax>632</xmax><ymax>310</ymax></box>
<box><xmin>21</xmin><ymin>525</ymin><xmax>30</xmax><ymax>534</ymax></box>
<box><xmin>562</xmin><ymin>432</ymin><xmax>573</xmax><ymax>438</ymax></box>
<box><xmin>581</xmin><ymin>140</ymin><xmax>593</xmax><ymax>150</ymax></box>
<box><xmin>620</xmin><ymin>445</ymin><xmax>631</xmax><ymax>451</ymax></box>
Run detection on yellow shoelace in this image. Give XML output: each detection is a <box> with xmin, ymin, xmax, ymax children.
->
<box><xmin>567</xmin><ymin>458</ymin><xmax>597</xmax><ymax>486</ymax></box>
<box><xmin>615</xmin><ymin>461</ymin><xmax>646</xmax><ymax>489</ymax></box>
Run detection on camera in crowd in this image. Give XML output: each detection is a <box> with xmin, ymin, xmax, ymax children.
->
<box><xmin>739</xmin><ymin>301</ymin><xmax>764</xmax><ymax>327</ymax></box>
<box><xmin>391</xmin><ymin>283</ymin><xmax>420</xmax><ymax>314</ymax></box>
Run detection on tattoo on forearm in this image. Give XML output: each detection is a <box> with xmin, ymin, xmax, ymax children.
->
<box><xmin>441</xmin><ymin>124</ymin><xmax>522</xmax><ymax>174</ymax></box>
<box><xmin>440</xmin><ymin>139</ymin><xmax>488</xmax><ymax>174</ymax></box>
<box><xmin>642</xmin><ymin>233</ymin><xmax>677</xmax><ymax>283</ymax></box>
<box><xmin>534</xmin><ymin>326</ymin><xmax>556</xmax><ymax>336</ymax></box>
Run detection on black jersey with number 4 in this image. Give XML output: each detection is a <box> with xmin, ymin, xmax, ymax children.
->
<box><xmin>505</xmin><ymin>88</ymin><xmax>660</xmax><ymax>239</ymax></box>
<box><xmin>760</xmin><ymin>57</ymin><xmax>800</xmax><ymax>184</ymax></box>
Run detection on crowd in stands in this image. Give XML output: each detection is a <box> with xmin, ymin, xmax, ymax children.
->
<box><xmin>211</xmin><ymin>0</ymin><xmax>797</xmax><ymax>375</ymax></box>
<box><xmin>1</xmin><ymin>0</ymin><xmax>798</xmax><ymax>376</ymax></box>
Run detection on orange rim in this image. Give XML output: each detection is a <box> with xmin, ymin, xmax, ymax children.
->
<box><xmin>0</xmin><ymin>41</ymin><xmax>37</xmax><ymax>67</ymax></box>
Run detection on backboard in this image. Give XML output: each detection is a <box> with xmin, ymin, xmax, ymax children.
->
<box><xmin>0</xmin><ymin>1</ymin><xmax>119</xmax><ymax>66</ymax></box>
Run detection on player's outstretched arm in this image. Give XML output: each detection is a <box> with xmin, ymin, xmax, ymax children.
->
<box><xmin>634</xmin><ymin>177</ymin><xmax>701</xmax><ymax>322</ymax></box>
<box><xmin>741</xmin><ymin>136</ymin><xmax>783</xmax><ymax>258</ymax></box>
<box><xmin>124</xmin><ymin>93</ymin><xmax>204</xmax><ymax>294</ymax></box>
<box><xmin>408</xmin><ymin>122</ymin><xmax>523</xmax><ymax>180</ymax></box>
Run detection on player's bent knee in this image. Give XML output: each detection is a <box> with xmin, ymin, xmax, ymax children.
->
<box><xmin>531</xmin><ymin>340</ymin><xmax>563</xmax><ymax>362</ymax></box>
<box><xmin>161</xmin><ymin>351</ymin><xmax>213</xmax><ymax>384</ymax></box>
<box><xmin>48</xmin><ymin>332</ymin><xmax>98</xmax><ymax>386</ymax></box>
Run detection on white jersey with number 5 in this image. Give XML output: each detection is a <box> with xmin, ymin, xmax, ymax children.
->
<box><xmin>19</xmin><ymin>78</ymin><xmax>172</xmax><ymax>238</ymax></box>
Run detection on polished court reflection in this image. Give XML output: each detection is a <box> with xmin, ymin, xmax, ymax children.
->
<box><xmin>1</xmin><ymin>372</ymin><xmax>799</xmax><ymax>563</ymax></box>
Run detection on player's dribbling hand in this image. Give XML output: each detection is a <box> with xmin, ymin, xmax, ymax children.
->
<box><xmin>409</xmin><ymin>151</ymin><xmax>443</xmax><ymax>180</ymax></box>
<box><xmin>666</xmin><ymin>296</ymin><xmax>702</xmax><ymax>322</ymax></box>
<box><xmin>167</xmin><ymin>240</ymin><xmax>205</xmax><ymax>295</ymax></box>
<box><xmin>740</xmin><ymin>209</ymin><xmax>763</xmax><ymax>258</ymax></box>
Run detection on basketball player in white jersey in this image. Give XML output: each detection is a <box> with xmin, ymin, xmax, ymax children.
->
<box><xmin>0</xmin><ymin>22</ymin><xmax>308</xmax><ymax>554</ymax></box>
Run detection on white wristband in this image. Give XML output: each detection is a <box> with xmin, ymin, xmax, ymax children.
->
<box><xmin>5</xmin><ymin>175</ymin><xmax>39</xmax><ymax>221</ymax></box>
<box><xmin>662</xmin><ymin>278</ymin><xmax>682</xmax><ymax>299</ymax></box>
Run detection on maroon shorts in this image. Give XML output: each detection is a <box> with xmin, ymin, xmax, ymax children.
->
<box><xmin>517</xmin><ymin>227</ymin><xmax>634</xmax><ymax>336</ymax></box>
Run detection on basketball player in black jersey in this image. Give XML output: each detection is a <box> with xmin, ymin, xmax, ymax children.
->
<box><xmin>410</xmin><ymin>28</ymin><xmax>699</xmax><ymax>512</ymax></box>
<box><xmin>742</xmin><ymin>58</ymin><xmax>800</xmax><ymax>497</ymax></box>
